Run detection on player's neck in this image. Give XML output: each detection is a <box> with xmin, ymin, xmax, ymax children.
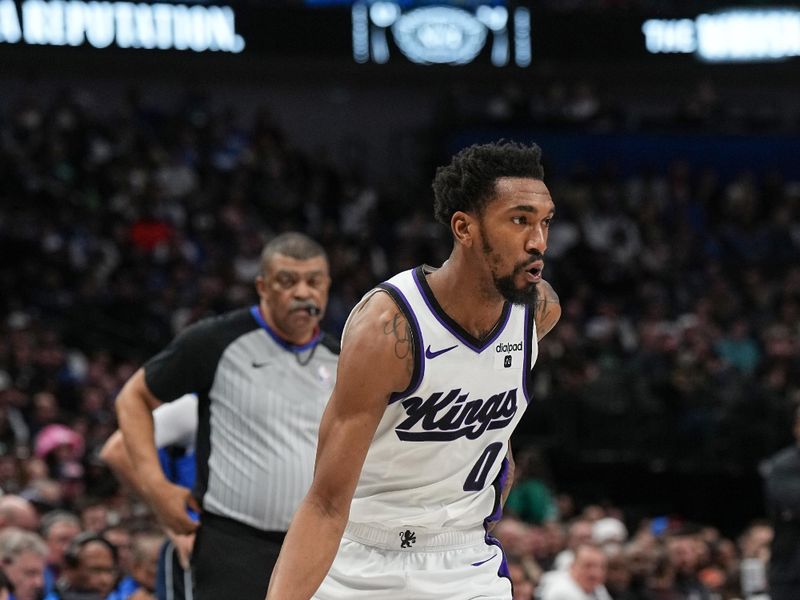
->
<box><xmin>427</xmin><ymin>257</ymin><xmax>506</xmax><ymax>341</ymax></box>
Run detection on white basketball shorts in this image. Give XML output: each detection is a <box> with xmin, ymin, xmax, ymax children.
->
<box><xmin>312</xmin><ymin>522</ymin><xmax>512</xmax><ymax>600</ymax></box>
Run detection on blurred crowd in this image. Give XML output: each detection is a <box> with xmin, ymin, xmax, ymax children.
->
<box><xmin>496</xmin><ymin>496</ymin><xmax>776</xmax><ymax>600</ymax></box>
<box><xmin>0</xmin><ymin>484</ymin><xmax>778</xmax><ymax>600</ymax></box>
<box><xmin>0</xmin><ymin>79</ymin><xmax>798</xmax><ymax>599</ymax></box>
<box><xmin>455</xmin><ymin>79</ymin><xmax>796</xmax><ymax>137</ymax></box>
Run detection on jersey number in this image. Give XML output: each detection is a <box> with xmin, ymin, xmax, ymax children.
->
<box><xmin>463</xmin><ymin>442</ymin><xmax>503</xmax><ymax>492</ymax></box>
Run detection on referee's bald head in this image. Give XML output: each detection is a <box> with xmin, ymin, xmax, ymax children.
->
<box><xmin>260</xmin><ymin>232</ymin><xmax>327</xmax><ymax>272</ymax></box>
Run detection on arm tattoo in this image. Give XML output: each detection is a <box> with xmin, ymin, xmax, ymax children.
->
<box><xmin>535</xmin><ymin>294</ymin><xmax>551</xmax><ymax>324</ymax></box>
<box><xmin>535</xmin><ymin>284</ymin><xmax>561</xmax><ymax>338</ymax></box>
<box><xmin>383</xmin><ymin>312</ymin><xmax>414</xmax><ymax>374</ymax></box>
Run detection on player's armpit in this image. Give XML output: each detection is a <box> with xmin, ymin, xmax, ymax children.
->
<box><xmin>534</xmin><ymin>279</ymin><xmax>561</xmax><ymax>341</ymax></box>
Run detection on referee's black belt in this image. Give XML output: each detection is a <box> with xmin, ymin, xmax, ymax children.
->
<box><xmin>202</xmin><ymin>510</ymin><xmax>287</xmax><ymax>544</ymax></box>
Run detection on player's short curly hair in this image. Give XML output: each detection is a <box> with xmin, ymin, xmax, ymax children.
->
<box><xmin>432</xmin><ymin>141</ymin><xmax>544</xmax><ymax>226</ymax></box>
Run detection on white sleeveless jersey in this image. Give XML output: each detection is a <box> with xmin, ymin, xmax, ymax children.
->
<box><xmin>347</xmin><ymin>266</ymin><xmax>538</xmax><ymax>530</ymax></box>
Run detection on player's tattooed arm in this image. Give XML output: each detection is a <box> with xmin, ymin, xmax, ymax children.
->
<box><xmin>535</xmin><ymin>279</ymin><xmax>561</xmax><ymax>341</ymax></box>
<box><xmin>383</xmin><ymin>311</ymin><xmax>415</xmax><ymax>377</ymax></box>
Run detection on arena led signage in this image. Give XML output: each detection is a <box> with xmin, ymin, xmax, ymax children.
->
<box><xmin>643</xmin><ymin>8</ymin><xmax>800</xmax><ymax>62</ymax></box>
<box><xmin>351</xmin><ymin>1</ymin><xmax>531</xmax><ymax>67</ymax></box>
<box><xmin>0</xmin><ymin>0</ymin><xmax>245</xmax><ymax>52</ymax></box>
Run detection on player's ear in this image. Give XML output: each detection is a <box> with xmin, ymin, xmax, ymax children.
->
<box><xmin>451</xmin><ymin>211</ymin><xmax>476</xmax><ymax>247</ymax></box>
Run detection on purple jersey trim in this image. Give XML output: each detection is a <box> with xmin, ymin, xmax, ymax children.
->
<box><xmin>249</xmin><ymin>305</ymin><xmax>321</xmax><ymax>353</ymax></box>
<box><xmin>411</xmin><ymin>266</ymin><xmax>511</xmax><ymax>353</ymax></box>
<box><xmin>484</xmin><ymin>456</ymin><xmax>512</xmax><ymax>583</ymax></box>
<box><xmin>377</xmin><ymin>283</ymin><xmax>425</xmax><ymax>405</ymax></box>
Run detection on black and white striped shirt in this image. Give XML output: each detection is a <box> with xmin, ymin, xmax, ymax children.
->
<box><xmin>144</xmin><ymin>306</ymin><xmax>339</xmax><ymax>532</ymax></box>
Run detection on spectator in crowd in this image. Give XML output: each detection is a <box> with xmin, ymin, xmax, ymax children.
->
<box><xmin>665</xmin><ymin>531</ymin><xmax>713</xmax><ymax>600</ymax></box>
<box><xmin>0</xmin><ymin>497</ymin><xmax>38</xmax><ymax>533</ymax></box>
<box><xmin>508</xmin><ymin>557</ymin><xmax>537</xmax><ymax>600</ymax></box>
<box><xmin>39</xmin><ymin>511</ymin><xmax>82</xmax><ymax>596</ymax></box>
<box><xmin>102</xmin><ymin>525</ymin><xmax>133</xmax><ymax>588</ymax></box>
<box><xmin>0</xmin><ymin>528</ymin><xmax>47</xmax><ymax>600</ymax></box>
<box><xmin>116</xmin><ymin>232</ymin><xmax>338</xmax><ymax>600</ymax></box>
<box><xmin>760</xmin><ymin>405</ymin><xmax>800</xmax><ymax>600</ymax></box>
<box><xmin>553</xmin><ymin>518</ymin><xmax>595</xmax><ymax>570</ymax></box>
<box><xmin>45</xmin><ymin>533</ymin><xmax>119</xmax><ymax>600</ymax></box>
<box><xmin>540</xmin><ymin>542</ymin><xmax>612</xmax><ymax>600</ymax></box>
<box><xmin>735</xmin><ymin>521</ymin><xmax>771</xmax><ymax>599</ymax></box>
<box><xmin>622</xmin><ymin>541</ymin><xmax>658</xmax><ymax>599</ymax></box>
<box><xmin>114</xmin><ymin>530</ymin><xmax>163</xmax><ymax>600</ymax></box>
<box><xmin>603</xmin><ymin>547</ymin><xmax>640</xmax><ymax>600</ymax></box>
<box><xmin>77</xmin><ymin>501</ymin><xmax>110</xmax><ymax>535</ymax></box>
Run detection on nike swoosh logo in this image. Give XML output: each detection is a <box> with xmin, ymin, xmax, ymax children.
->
<box><xmin>425</xmin><ymin>344</ymin><xmax>458</xmax><ymax>359</ymax></box>
<box><xmin>251</xmin><ymin>361</ymin><xmax>270</xmax><ymax>368</ymax></box>
<box><xmin>471</xmin><ymin>554</ymin><xmax>497</xmax><ymax>567</ymax></box>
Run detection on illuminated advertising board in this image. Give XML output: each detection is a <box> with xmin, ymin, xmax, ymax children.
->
<box><xmin>0</xmin><ymin>1</ymin><xmax>796</xmax><ymax>68</ymax></box>
<box><xmin>0</xmin><ymin>0</ymin><xmax>244</xmax><ymax>52</ymax></box>
<box><xmin>643</xmin><ymin>8</ymin><xmax>800</xmax><ymax>62</ymax></box>
<box><xmin>350</xmin><ymin>1</ymin><xmax>531</xmax><ymax>67</ymax></box>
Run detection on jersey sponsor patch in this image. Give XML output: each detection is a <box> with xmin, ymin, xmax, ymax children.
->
<box><xmin>493</xmin><ymin>340</ymin><xmax>523</xmax><ymax>371</ymax></box>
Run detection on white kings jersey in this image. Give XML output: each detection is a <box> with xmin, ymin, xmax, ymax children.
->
<box><xmin>346</xmin><ymin>266</ymin><xmax>538</xmax><ymax>531</ymax></box>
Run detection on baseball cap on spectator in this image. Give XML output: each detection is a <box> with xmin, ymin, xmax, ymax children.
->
<box><xmin>592</xmin><ymin>517</ymin><xmax>628</xmax><ymax>546</ymax></box>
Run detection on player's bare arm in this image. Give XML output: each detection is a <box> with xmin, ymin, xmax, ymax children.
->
<box><xmin>266</xmin><ymin>291</ymin><xmax>414</xmax><ymax>600</ymax></box>
<box><xmin>115</xmin><ymin>369</ymin><xmax>199</xmax><ymax>534</ymax></box>
<box><xmin>100</xmin><ymin>430</ymin><xmax>146</xmax><ymax>496</ymax></box>
<box><xmin>101</xmin><ymin>417</ymin><xmax>197</xmax><ymax>569</ymax></box>
<box><xmin>382</xmin><ymin>308</ymin><xmax>415</xmax><ymax>378</ymax></box>
<box><xmin>501</xmin><ymin>447</ymin><xmax>515</xmax><ymax>508</ymax></box>
<box><xmin>535</xmin><ymin>279</ymin><xmax>561</xmax><ymax>341</ymax></box>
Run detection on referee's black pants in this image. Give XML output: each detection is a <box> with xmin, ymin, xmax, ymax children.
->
<box><xmin>192</xmin><ymin>511</ymin><xmax>286</xmax><ymax>600</ymax></box>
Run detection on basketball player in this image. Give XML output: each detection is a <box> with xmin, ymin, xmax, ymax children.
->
<box><xmin>266</xmin><ymin>141</ymin><xmax>560</xmax><ymax>599</ymax></box>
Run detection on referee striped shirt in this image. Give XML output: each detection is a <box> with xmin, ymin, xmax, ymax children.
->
<box><xmin>143</xmin><ymin>305</ymin><xmax>339</xmax><ymax>532</ymax></box>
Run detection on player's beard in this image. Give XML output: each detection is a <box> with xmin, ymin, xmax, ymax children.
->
<box><xmin>482</xmin><ymin>235</ymin><xmax>540</xmax><ymax>307</ymax></box>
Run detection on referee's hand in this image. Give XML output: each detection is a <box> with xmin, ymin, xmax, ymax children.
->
<box><xmin>150</xmin><ymin>480</ymin><xmax>201</xmax><ymax>534</ymax></box>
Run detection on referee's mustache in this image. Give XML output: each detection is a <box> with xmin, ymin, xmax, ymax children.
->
<box><xmin>289</xmin><ymin>299</ymin><xmax>322</xmax><ymax>317</ymax></box>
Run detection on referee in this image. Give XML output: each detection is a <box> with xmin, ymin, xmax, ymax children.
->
<box><xmin>115</xmin><ymin>232</ymin><xmax>339</xmax><ymax>600</ymax></box>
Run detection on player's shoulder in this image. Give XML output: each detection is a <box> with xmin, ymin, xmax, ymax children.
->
<box><xmin>341</xmin><ymin>288</ymin><xmax>416</xmax><ymax>360</ymax></box>
<box><xmin>346</xmin><ymin>288</ymin><xmax>408</xmax><ymax>338</ymax></box>
<box><xmin>534</xmin><ymin>279</ymin><xmax>561</xmax><ymax>341</ymax></box>
<box><xmin>339</xmin><ymin>289</ymin><xmax>415</xmax><ymax>395</ymax></box>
